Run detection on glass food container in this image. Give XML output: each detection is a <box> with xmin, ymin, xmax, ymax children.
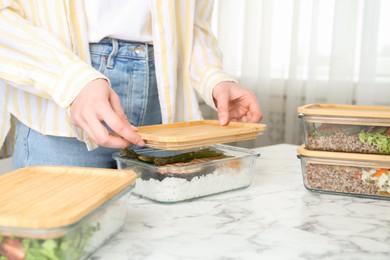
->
<box><xmin>297</xmin><ymin>145</ymin><xmax>390</xmax><ymax>200</ymax></box>
<box><xmin>0</xmin><ymin>166</ymin><xmax>137</xmax><ymax>260</ymax></box>
<box><xmin>113</xmin><ymin>144</ymin><xmax>260</xmax><ymax>203</ymax></box>
<box><xmin>297</xmin><ymin>104</ymin><xmax>390</xmax><ymax>154</ymax></box>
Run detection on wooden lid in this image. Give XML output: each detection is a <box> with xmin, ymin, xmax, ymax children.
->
<box><xmin>297</xmin><ymin>145</ymin><xmax>390</xmax><ymax>164</ymax></box>
<box><xmin>0</xmin><ymin>166</ymin><xmax>136</xmax><ymax>229</ymax></box>
<box><xmin>297</xmin><ymin>104</ymin><xmax>390</xmax><ymax>119</ymax></box>
<box><xmin>137</xmin><ymin>120</ymin><xmax>267</xmax><ymax>150</ymax></box>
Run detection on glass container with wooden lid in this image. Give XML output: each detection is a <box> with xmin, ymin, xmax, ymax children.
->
<box><xmin>113</xmin><ymin>144</ymin><xmax>260</xmax><ymax>203</ymax></box>
<box><xmin>298</xmin><ymin>104</ymin><xmax>390</xmax><ymax>154</ymax></box>
<box><xmin>0</xmin><ymin>166</ymin><xmax>137</xmax><ymax>260</ymax></box>
<box><xmin>113</xmin><ymin>120</ymin><xmax>266</xmax><ymax>203</ymax></box>
<box><xmin>297</xmin><ymin>145</ymin><xmax>390</xmax><ymax>200</ymax></box>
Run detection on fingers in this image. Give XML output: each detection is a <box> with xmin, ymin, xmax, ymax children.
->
<box><xmin>227</xmin><ymin>89</ymin><xmax>263</xmax><ymax>123</ymax></box>
<box><xmin>99</xmin><ymin>105</ymin><xmax>145</xmax><ymax>147</ymax></box>
<box><xmin>70</xmin><ymin>79</ymin><xmax>145</xmax><ymax>148</ymax></box>
<box><xmin>88</xmin><ymin>116</ymin><xmax>138</xmax><ymax>148</ymax></box>
<box><xmin>215</xmin><ymin>93</ymin><xmax>230</xmax><ymax>126</ymax></box>
<box><xmin>248</xmin><ymin>101</ymin><xmax>263</xmax><ymax>122</ymax></box>
<box><xmin>213</xmin><ymin>81</ymin><xmax>263</xmax><ymax>125</ymax></box>
<box><xmin>213</xmin><ymin>83</ymin><xmax>229</xmax><ymax>125</ymax></box>
<box><xmin>105</xmin><ymin>89</ymin><xmax>144</xmax><ymax>146</ymax></box>
<box><xmin>109</xmin><ymin>89</ymin><xmax>128</xmax><ymax>121</ymax></box>
<box><xmin>71</xmin><ymin>105</ymin><xmax>135</xmax><ymax>148</ymax></box>
<box><xmin>228</xmin><ymin>103</ymin><xmax>262</xmax><ymax>123</ymax></box>
<box><xmin>240</xmin><ymin>115</ymin><xmax>249</xmax><ymax>123</ymax></box>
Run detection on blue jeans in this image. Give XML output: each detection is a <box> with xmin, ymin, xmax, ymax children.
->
<box><xmin>13</xmin><ymin>38</ymin><xmax>161</xmax><ymax>169</ymax></box>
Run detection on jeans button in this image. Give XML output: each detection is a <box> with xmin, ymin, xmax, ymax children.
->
<box><xmin>135</xmin><ymin>45</ymin><xmax>145</xmax><ymax>54</ymax></box>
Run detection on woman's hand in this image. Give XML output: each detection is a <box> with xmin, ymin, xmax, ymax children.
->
<box><xmin>70</xmin><ymin>79</ymin><xmax>145</xmax><ymax>148</ymax></box>
<box><xmin>212</xmin><ymin>81</ymin><xmax>262</xmax><ymax>125</ymax></box>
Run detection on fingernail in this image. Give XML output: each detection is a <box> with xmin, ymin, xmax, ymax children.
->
<box><xmin>219</xmin><ymin>117</ymin><xmax>228</xmax><ymax>126</ymax></box>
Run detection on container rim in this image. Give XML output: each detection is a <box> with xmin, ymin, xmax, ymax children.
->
<box><xmin>113</xmin><ymin>144</ymin><xmax>261</xmax><ymax>169</ymax></box>
<box><xmin>297</xmin><ymin>145</ymin><xmax>390</xmax><ymax>164</ymax></box>
<box><xmin>297</xmin><ymin>103</ymin><xmax>390</xmax><ymax>119</ymax></box>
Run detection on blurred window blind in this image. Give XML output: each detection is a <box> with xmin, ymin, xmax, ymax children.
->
<box><xmin>212</xmin><ymin>0</ymin><xmax>390</xmax><ymax>146</ymax></box>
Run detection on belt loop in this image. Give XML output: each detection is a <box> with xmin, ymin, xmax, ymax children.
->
<box><xmin>145</xmin><ymin>43</ymin><xmax>149</xmax><ymax>60</ymax></box>
<box><xmin>106</xmin><ymin>38</ymin><xmax>119</xmax><ymax>69</ymax></box>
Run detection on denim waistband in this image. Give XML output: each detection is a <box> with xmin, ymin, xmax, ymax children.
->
<box><xmin>89</xmin><ymin>38</ymin><xmax>154</xmax><ymax>62</ymax></box>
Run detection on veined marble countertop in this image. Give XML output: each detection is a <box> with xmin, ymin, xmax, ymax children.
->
<box><xmin>90</xmin><ymin>144</ymin><xmax>390</xmax><ymax>260</ymax></box>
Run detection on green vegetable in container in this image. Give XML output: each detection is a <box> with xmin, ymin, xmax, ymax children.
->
<box><xmin>120</xmin><ymin>148</ymin><xmax>228</xmax><ymax>166</ymax></box>
<box><xmin>0</xmin><ymin>222</ymin><xmax>100</xmax><ymax>260</ymax></box>
<box><xmin>359</xmin><ymin>127</ymin><xmax>390</xmax><ymax>154</ymax></box>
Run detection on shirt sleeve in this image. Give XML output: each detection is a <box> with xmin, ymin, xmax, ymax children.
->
<box><xmin>189</xmin><ymin>0</ymin><xmax>237</xmax><ymax>110</ymax></box>
<box><xmin>0</xmin><ymin>2</ymin><xmax>107</xmax><ymax>108</ymax></box>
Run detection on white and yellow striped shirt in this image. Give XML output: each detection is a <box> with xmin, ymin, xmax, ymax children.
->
<box><xmin>0</xmin><ymin>0</ymin><xmax>235</xmax><ymax>158</ymax></box>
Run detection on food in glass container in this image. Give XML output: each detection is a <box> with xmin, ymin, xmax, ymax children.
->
<box><xmin>0</xmin><ymin>166</ymin><xmax>136</xmax><ymax>260</ymax></box>
<box><xmin>297</xmin><ymin>146</ymin><xmax>390</xmax><ymax>199</ymax></box>
<box><xmin>303</xmin><ymin>164</ymin><xmax>386</xmax><ymax>195</ymax></box>
<box><xmin>113</xmin><ymin>144</ymin><xmax>260</xmax><ymax>203</ymax></box>
<box><xmin>304</xmin><ymin>123</ymin><xmax>390</xmax><ymax>154</ymax></box>
<box><xmin>298</xmin><ymin>104</ymin><xmax>390</xmax><ymax>154</ymax></box>
<box><xmin>0</xmin><ymin>196</ymin><xmax>128</xmax><ymax>260</ymax></box>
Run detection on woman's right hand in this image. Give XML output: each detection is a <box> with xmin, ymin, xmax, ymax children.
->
<box><xmin>70</xmin><ymin>79</ymin><xmax>145</xmax><ymax>148</ymax></box>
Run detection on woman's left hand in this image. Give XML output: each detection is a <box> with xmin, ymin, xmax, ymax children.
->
<box><xmin>212</xmin><ymin>81</ymin><xmax>262</xmax><ymax>125</ymax></box>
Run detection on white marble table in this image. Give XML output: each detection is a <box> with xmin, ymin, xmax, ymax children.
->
<box><xmin>90</xmin><ymin>144</ymin><xmax>390</xmax><ymax>260</ymax></box>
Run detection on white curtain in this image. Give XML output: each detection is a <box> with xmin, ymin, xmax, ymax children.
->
<box><xmin>207</xmin><ymin>0</ymin><xmax>390</xmax><ymax>147</ymax></box>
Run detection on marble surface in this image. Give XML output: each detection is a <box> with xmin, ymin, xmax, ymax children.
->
<box><xmin>90</xmin><ymin>144</ymin><xmax>390</xmax><ymax>260</ymax></box>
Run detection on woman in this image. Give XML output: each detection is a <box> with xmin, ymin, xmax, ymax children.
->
<box><xmin>0</xmin><ymin>0</ymin><xmax>262</xmax><ymax>168</ymax></box>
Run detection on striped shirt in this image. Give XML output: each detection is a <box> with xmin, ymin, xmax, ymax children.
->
<box><xmin>0</xmin><ymin>0</ymin><xmax>235</xmax><ymax>158</ymax></box>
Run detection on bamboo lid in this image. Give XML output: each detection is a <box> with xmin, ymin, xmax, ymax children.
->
<box><xmin>137</xmin><ymin>120</ymin><xmax>267</xmax><ymax>150</ymax></box>
<box><xmin>297</xmin><ymin>145</ymin><xmax>390</xmax><ymax>164</ymax></box>
<box><xmin>0</xmin><ymin>166</ymin><xmax>137</xmax><ymax>229</ymax></box>
<box><xmin>297</xmin><ymin>104</ymin><xmax>390</xmax><ymax>119</ymax></box>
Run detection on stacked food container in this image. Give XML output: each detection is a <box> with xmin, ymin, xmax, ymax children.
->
<box><xmin>113</xmin><ymin>120</ymin><xmax>267</xmax><ymax>203</ymax></box>
<box><xmin>0</xmin><ymin>166</ymin><xmax>137</xmax><ymax>259</ymax></box>
<box><xmin>297</xmin><ymin>104</ymin><xmax>390</xmax><ymax>199</ymax></box>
